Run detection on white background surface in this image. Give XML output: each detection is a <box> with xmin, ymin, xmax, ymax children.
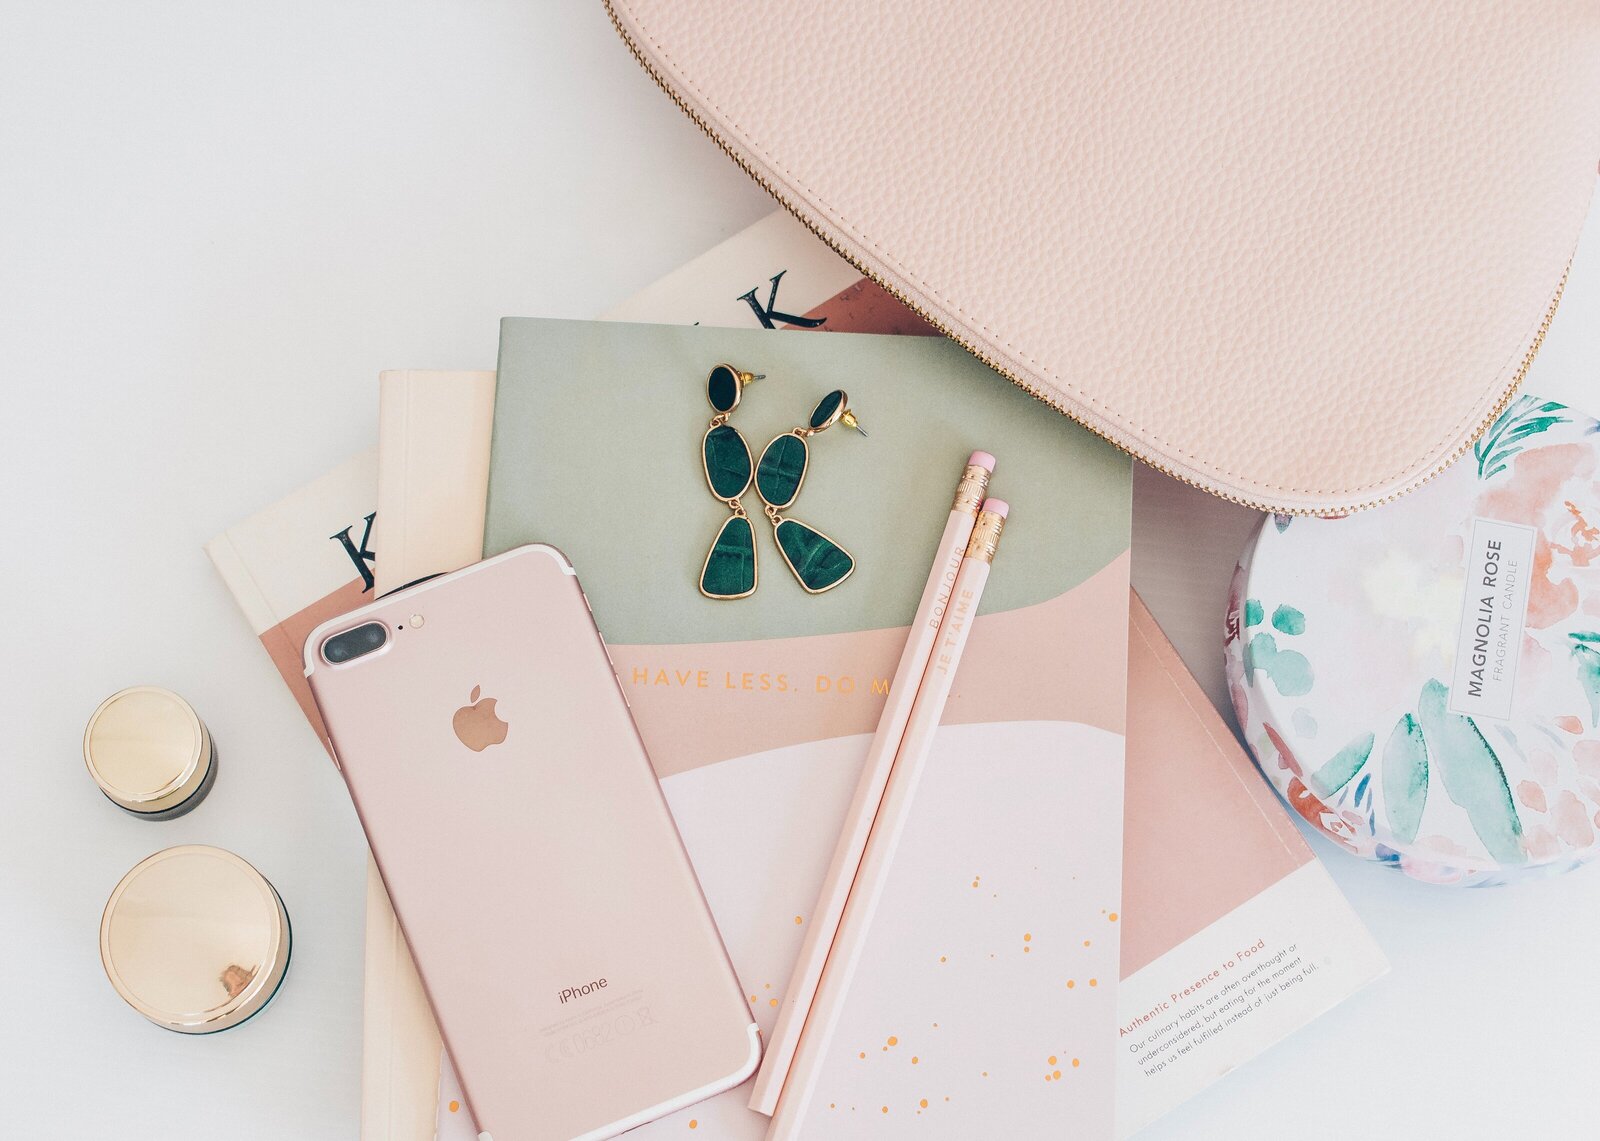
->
<box><xmin>3</xmin><ymin>4</ymin><xmax>1597</xmax><ymax>1138</ymax></box>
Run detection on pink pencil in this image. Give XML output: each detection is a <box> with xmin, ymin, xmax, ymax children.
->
<box><xmin>748</xmin><ymin>454</ymin><xmax>994</xmax><ymax>1116</ymax></box>
<box><xmin>765</xmin><ymin>499</ymin><xmax>1010</xmax><ymax>1141</ymax></box>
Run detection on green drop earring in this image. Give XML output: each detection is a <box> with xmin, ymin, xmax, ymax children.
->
<box><xmin>699</xmin><ymin>363</ymin><xmax>764</xmax><ymax>600</ymax></box>
<box><xmin>754</xmin><ymin>390</ymin><xmax>864</xmax><ymax>594</ymax></box>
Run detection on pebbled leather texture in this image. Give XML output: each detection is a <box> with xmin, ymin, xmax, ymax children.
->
<box><xmin>606</xmin><ymin>0</ymin><xmax>1600</xmax><ymax>512</ymax></box>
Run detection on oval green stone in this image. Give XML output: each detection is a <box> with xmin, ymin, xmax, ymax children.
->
<box><xmin>707</xmin><ymin>365</ymin><xmax>739</xmax><ymax>413</ymax></box>
<box><xmin>703</xmin><ymin>424</ymin><xmax>751</xmax><ymax>500</ymax></box>
<box><xmin>756</xmin><ymin>433</ymin><xmax>808</xmax><ymax>509</ymax></box>
<box><xmin>775</xmin><ymin>519</ymin><xmax>854</xmax><ymax>593</ymax></box>
<box><xmin>701</xmin><ymin>515</ymin><xmax>756</xmax><ymax>599</ymax></box>
<box><xmin>809</xmin><ymin>389</ymin><xmax>844</xmax><ymax>430</ymax></box>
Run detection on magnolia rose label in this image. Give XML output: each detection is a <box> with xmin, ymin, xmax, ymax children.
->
<box><xmin>1447</xmin><ymin>517</ymin><xmax>1536</xmax><ymax>722</ymax></box>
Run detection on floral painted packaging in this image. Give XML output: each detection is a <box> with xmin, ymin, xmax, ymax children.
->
<box><xmin>1226</xmin><ymin>395</ymin><xmax>1600</xmax><ymax>886</ymax></box>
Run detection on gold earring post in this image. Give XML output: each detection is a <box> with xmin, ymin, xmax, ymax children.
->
<box><xmin>807</xmin><ymin>389</ymin><xmax>868</xmax><ymax>436</ymax></box>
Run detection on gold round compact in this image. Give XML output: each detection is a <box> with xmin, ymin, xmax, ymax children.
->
<box><xmin>84</xmin><ymin>686</ymin><xmax>216</xmax><ymax>819</ymax></box>
<box><xmin>100</xmin><ymin>845</ymin><xmax>292</xmax><ymax>1034</ymax></box>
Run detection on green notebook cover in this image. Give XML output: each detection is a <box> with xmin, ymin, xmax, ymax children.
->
<box><xmin>484</xmin><ymin>316</ymin><xmax>1130</xmax><ymax>1138</ymax></box>
<box><xmin>486</xmin><ymin>318</ymin><xmax>1129</xmax><ymax>642</ymax></box>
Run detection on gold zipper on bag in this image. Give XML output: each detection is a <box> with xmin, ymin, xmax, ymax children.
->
<box><xmin>603</xmin><ymin>1</ymin><xmax>1569</xmax><ymax>516</ymax></box>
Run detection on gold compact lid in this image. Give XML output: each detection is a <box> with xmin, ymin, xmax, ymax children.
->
<box><xmin>100</xmin><ymin>846</ymin><xmax>290</xmax><ymax>1034</ymax></box>
<box><xmin>84</xmin><ymin>687</ymin><xmax>207</xmax><ymax>811</ymax></box>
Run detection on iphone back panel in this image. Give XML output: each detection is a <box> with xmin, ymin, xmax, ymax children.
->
<box><xmin>303</xmin><ymin>545</ymin><xmax>759</xmax><ymax>1141</ymax></box>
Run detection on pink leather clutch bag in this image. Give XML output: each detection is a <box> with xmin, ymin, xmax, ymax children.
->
<box><xmin>604</xmin><ymin>1</ymin><xmax>1600</xmax><ymax>513</ymax></box>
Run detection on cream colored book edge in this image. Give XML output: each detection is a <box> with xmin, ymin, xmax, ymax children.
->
<box><xmin>361</xmin><ymin>856</ymin><xmax>444</xmax><ymax>1141</ymax></box>
<box><xmin>364</xmin><ymin>370</ymin><xmax>496</xmax><ymax>1141</ymax></box>
<box><xmin>374</xmin><ymin>370</ymin><xmax>497</xmax><ymax>596</ymax></box>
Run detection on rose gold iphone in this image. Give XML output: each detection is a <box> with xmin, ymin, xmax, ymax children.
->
<box><xmin>303</xmin><ymin>544</ymin><xmax>759</xmax><ymax>1141</ymax></box>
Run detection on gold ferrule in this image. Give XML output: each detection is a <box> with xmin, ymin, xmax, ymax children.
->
<box><xmin>965</xmin><ymin>508</ymin><xmax>1006</xmax><ymax>563</ymax></box>
<box><xmin>951</xmin><ymin>464</ymin><xmax>991</xmax><ymax>516</ymax></box>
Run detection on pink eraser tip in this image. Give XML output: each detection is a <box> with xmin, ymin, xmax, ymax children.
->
<box><xmin>967</xmin><ymin>450</ymin><xmax>996</xmax><ymax>472</ymax></box>
<box><xmin>983</xmin><ymin>498</ymin><xmax>1009</xmax><ymax>518</ymax></box>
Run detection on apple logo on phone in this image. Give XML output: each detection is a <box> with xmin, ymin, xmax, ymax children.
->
<box><xmin>453</xmin><ymin>686</ymin><xmax>509</xmax><ymax>752</ymax></box>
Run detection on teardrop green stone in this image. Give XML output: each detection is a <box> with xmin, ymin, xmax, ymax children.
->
<box><xmin>756</xmin><ymin>433</ymin><xmax>808</xmax><ymax>509</ymax></box>
<box><xmin>707</xmin><ymin>365</ymin><xmax>740</xmax><ymax>413</ymax></box>
<box><xmin>703</xmin><ymin>424</ymin><xmax>752</xmax><ymax>500</ymax></box>
<box><xmin>775</xmin><ymin>519</ymin><xmax>854</xmax><ymax>593</ymax></box>
<box><xmin>701</xmin><ymin>515</ymin><xmax>757</xmax><ymax>599</ymax></box>
<box><xmin>809</xmin><ymin>390</ymin><xmax>844</xmax><ymax>430</ymax></box>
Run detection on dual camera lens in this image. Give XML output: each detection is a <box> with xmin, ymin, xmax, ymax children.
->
<box><xmin>321</xmin><ymin>621</ymin><xmax>388</xmax><ymax>664</ymax></box>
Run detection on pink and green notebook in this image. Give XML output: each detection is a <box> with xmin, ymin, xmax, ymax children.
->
<box><xmin>484</xmin><ymin>316</ymin><xmax>1133</xmax><ymax>1136</ymax></box>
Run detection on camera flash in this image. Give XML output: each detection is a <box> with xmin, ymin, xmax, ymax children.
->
<box><xmin>408</xmin><ymin>614</ymin><xmax>424</xmax><ymax>629</ymax></box>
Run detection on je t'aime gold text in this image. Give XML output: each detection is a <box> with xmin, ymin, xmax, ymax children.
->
<box><xmin>933</xmin><ymin>588</ymin><xmax>975</xmax><ymax>674</ymax></box>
